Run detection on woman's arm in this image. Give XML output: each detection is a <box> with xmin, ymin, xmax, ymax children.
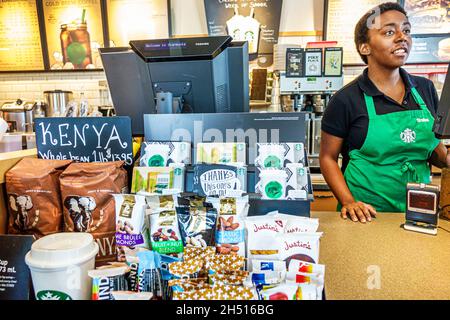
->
<box><xmin>319</xmin><ymin>131</ymin><xmax>377</xmax><ymax>223</ymax></box>
<box><xmin>428</xmin><ymin>142</ymin><xmax>450</xmax><ymax>168</ymax></box>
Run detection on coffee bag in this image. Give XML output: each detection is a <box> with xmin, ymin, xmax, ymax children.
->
<box><xmin>6</xmin><ymin>158</ymin><xmax>72</xmax><ymax>238</ymax></box>
<box><xmin>60</xmin><ymin>161</ymin><xmax>128</xmax><ymax>265</ymax></box>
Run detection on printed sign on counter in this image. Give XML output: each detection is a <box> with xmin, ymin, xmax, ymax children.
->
<box><xmin>0</xmin><ymin>235</ymin><xmax>33</xmax><ymax>300</ymax></box>
<box><xmin>34</xmin><ymin>117</ymin><xmax>133</xmax><ymax>165</ymax></box>
<box><xmin>0</xmin><ymin>0</ymin><xmax>45</xmax><ymax>71</ymax></box>
<box><xmin>42</xmin><ymin>0</ymin><xmax>104</xmax><ymax>70</ymax></box>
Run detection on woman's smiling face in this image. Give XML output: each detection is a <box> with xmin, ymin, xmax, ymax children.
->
<box><xmin>362</xmin><ymin>10</ymin><xmax>412</xmax><ymax>68</ymax></box>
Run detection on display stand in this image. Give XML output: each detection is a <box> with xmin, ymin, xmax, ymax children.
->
<box><xmin>143</xmin><ymin>112</ymin><xmax>314</xmax><ymax>217</ymax></box>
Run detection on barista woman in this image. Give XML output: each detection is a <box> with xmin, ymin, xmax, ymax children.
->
<box><xmin>320</xmin><ymin>2</ymin><xmax>450</xmax><ymax>223</ymax></box>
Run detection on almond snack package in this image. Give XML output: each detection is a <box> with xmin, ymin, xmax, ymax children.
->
<box><xmin>176</xmin><ymin>197</ymin><xmax>218</xmax><ymax>248</ymax></box>
<box><xmin>6</xmin><ymin>158</ymin><xmax>72</xmax><ymax>238</ymax></box>
<box><xmin>206</xmin><ymin>196</ymin><xmax>249</xmax><ymax>256</ymax></box>
<box><xmin>114</xmin><ymin>194</ymin><xmax>148</xmax><ymax>262</ymax></box>
<box><xmin>60</xmin><ymin>161</ymin><xmax>128</xmax><ymax>266</ymax></box>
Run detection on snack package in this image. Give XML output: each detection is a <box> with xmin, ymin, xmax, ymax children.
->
<box><xmin>176</xmin><ymin>198</ymin><xmax>218</xmax><ymax>248</ymax></box>
<box><xmin>60</xmin><ymin>161</ymin><xmax>128</xmax><ymax>266</ymax></box>
<box><xmin>209</xmin><ymin>269</ymin><xmax>249</xmax><ymax>286</ymax></box>
<box><xmin>245</xmin><ymin>271</ymin><xmax>285</xmax><ymax>286</ymax></box>
<box><xmin>196</xmin><ymin>142</ymin><xmax>246</xmax><ymax>164</ymax></box>
<box><xmin>193</xmin><ymin>164</ymin><xmax>247</xmax><ymax>197</ymax></box>
<box><xmin>207</xmin><ymin>254</ymin><xmax>246</xmax><ymax>275</ymax></box>
<box><xmin>255</xmin><ymin>169</ymin><xmax>288</xmax><ymax>200</ymax></box>
<box><xmin>288</xmin><ymin>259</ymin><xmax>325</xmax><ymax>275</ymax></box>
<box><xmin>255</xmin><ymin>143</ymin><xmax>305</xmax><ymax>167</ymax></box>
<box><xmin>277</xmin><ymin>232</ymin><xmax>323</xmax><ymax>266</ymax></box>
<box><xmin>169</xmin><ymin>259</ymin><xmax>204</xmax><ymax>280</ymax></box>
<box><xmin>159</xmin><ymin>254</ymin><xmax>182</xmax><ymax>300</ymax></box>
<box><xmin>251</xmin><ymin>259</ymin><xmax>286</xmax><ymax>272</ymax></box>
<box><xmin>207</xmin><ymin>196</ymin><xmax>249</xmax><ymax>256</ymax></box>
<box><xmin>111</xmin><ymin>291</ymin><xmax>153</xmax><ymax>300</ymax></box>
<box><xmin>89</xmin><ymin>266</ymin><xmax>129</xmax><ymax>300</ymax></box>
<box><xmin>145</xmin><ymin>195</ymin><xmax>177</xmax><ymax>211</ymax></box>
<box><xmin>286</xmin><ymin>271</ymin><xmax>324</xmax><ymax>285</ymax></box>
<box><xmin>245</xmin><ymin>216</ymin><xmax>287</xmax><ymax>265</ymax></box>
<box><xmin>259</xmin><ymin>283</ymin><xmax>298</xmax><ymax>300</ymax></box>
<box><xmin>131</xmin><ymin>164</ymin><xmax>185</xmax><ymax>195</ymax></box>
<box><xmin>169</xmin><ymin>278</ymin><xmax>210</xmax><ymax>294</ymax></box>
<box><xmin>285</xmin><ymin>163</ymin><xmax>309</xmax><ymax>199</ymax></box>
<box><xmin>140</xmin><ymin>141</ymin><xmax>191</xmax><ymax>166</ymax></box>
<box><xmin>260</xmin><ymin>283</ymin><xmax>318</xmax><ymax>300</ymax></box>
<box><xmin>182</xmin><ymin>246</ymin><xmax>216</xmax><ymax>262</ymax></box>
<box><xmin>149</xmin><ymin>208</ymin><xmax>183</xmax><ymax>255</ymax></box>
<box><xmin>211</xmin><ymin>284</ymin><xmax>256</xmax><ymax>300</ymax></box>
<box><xmin>114</xmin><ymin>194</ymin><xmax>148</xmax><ymax>262</ymax></box>
<box><xmin>124</xmin><ymin>250</ymin><xmax>151</xmax><ymax>292</ymax></box>
<box><xmin>137</xmin><ymin>251</ymin><xmax>162</xmax><ymax>299</ymax></box>
<box><xmin>268</xmin><ymin>213</ymin><xmax>319</xmax><ymax>233</ymax></box>
<box><xmin>6</xmin><ymin>158</ymin><xmax>72</xmax><ymax>238</ymax></box>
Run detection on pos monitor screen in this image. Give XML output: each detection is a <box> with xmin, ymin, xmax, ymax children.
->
<box><xmin>434</xmin><ymin>69</ymin><xmax>450</xmax><ymax>138</ymax></box>
<box><xmin>99</xmin><ymin>36</ymin><xmax>249</xmax><ymax>136</ymax></box>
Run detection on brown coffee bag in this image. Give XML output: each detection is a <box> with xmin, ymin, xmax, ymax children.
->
<box><xmin>60</xmin><ymin>161</ymin><xmax>128</xmax><ymax>265</ymax></box>
<box><xmin>6</xmin><ymin>158</ymin><xmax>72</xmax><ymax>238</ymax></box>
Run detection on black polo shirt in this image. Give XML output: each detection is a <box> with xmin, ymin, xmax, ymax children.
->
<box><xmin>321</xmin><ymin>67</ymin><xmax>439</xmax><ymax>173</ymax></box>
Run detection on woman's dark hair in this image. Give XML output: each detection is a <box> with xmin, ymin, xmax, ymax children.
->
<box><xmin>354</xmin><ymin>2</ymin><xmax>408</xmax><ymax>64</ymax></box>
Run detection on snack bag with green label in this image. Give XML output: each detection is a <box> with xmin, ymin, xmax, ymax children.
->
<box><xmin>149</xmin><ymin>208</ymin><xmax>183</xmax><ymax>255</ymax></box>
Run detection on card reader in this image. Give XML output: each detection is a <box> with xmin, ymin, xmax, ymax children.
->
<box><xmin>404</xmin><ymin>183</ymin><xmax>440</xmax><ymax>235</ymax></box>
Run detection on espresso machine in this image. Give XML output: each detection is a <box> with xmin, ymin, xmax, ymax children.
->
<box><xmin>279</xmin><ymin>72</ymin><xmax>344</xmax><ymax>169</ymax></box>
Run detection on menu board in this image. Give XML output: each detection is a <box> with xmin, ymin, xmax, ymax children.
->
<box><xmin>204</xmin><ymin>0</ymin><xmax>283</xmax><ymax>66</ymax></box>
<box><xmin>403</xmin><ymin>0</ymin><xmax>450</xmax><ymax>35</ymax></box>
<box><xmin>325</xmin><ymin>0</ymin><xmax>385</xmax><ymax>65</ymax></box>
<box><xmin>43</xmin><ymin>0</ymin><xmax>104</xmax><ymax>70</ymax></box>
<box><xmin>0</xmin><ymin>0</ymin><xmax>45</xmax><ymax>71</ymax></box>
<box><xmin>107</xmin><ymin>0</ymin><xmax>169</xmax><ymax>47</ymax></box>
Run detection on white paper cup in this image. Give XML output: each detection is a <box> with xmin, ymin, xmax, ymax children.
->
<box><xmin>25</xmin><ymin>232</ymin><xmax>99</xmax><ymax>300</ymax></box>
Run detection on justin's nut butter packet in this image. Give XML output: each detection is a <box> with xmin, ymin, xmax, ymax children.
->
<box><xmin>6</xmin><ymin>158</ymin><xmax>72</xmax><ymax>238</ymax></box>
<box><xmin>60</xmin><ymin>161</ymin><xmax>128</xmax><ymax>266</ymax></box>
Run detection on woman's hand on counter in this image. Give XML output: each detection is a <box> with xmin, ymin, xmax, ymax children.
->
<box><xmin>341</xmin><ymin>201</ymin><xmax>377</xmax><ymax>223</ymax></box>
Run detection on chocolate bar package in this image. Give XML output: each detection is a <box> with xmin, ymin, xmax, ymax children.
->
<box><xmin>131</xmin><ymin>165</ymin><xmax>185</xmax><ymax>195</ymax></box>
<box><xmin>140</xmin><ymin>142</ymin><xmax>191</xmax><ymax>166</ymax></box>
<box><xmin>196</xmin><ymin>143</ymin><xmax>246</xmax><ymax>164</ymax></box>
<box><xmin>193</xmin><ymin>164</ymin><xmax>247</xmax><ymax>197</ymax></box>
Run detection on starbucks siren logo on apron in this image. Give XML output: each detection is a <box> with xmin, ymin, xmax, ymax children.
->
<box><xmin>400</xmin><ymin>128</ymin><xmax>416</xmax><ymax>143</ymax></box>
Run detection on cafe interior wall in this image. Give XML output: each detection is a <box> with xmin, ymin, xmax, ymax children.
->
<box><xmin>0</xmin><ymin>0</ymin><xmax>446</xmax><ymax>108</ymax></box>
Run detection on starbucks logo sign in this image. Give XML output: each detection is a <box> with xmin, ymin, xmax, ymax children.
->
<box><xmin>400</xmin><ymin>128</ymin><xmax>416</xmax><ymax>144</ymax></box>
<box><xmin>37</xmin><ymin>290</ymin><xmax>72</xmax><ymax>300</ymax></box>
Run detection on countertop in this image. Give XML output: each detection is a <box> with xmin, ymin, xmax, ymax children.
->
<box><xmin>312</xmin><ymin>211</ymin><xmax>450</xmax><ymax>300</ymax></box>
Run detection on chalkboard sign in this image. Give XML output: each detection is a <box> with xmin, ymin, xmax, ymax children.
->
<box><xmin>0</xmin><ymin>235</ymin><xmax>34</xmax><ymax>300</ymax></box>
<box><xmin>35</xmin><ymin>117</ymin><xmax>133</xmax><ymax>165</ymax></box>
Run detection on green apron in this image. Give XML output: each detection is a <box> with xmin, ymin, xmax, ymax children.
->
<box><xmin>343</xmin><ymin>87</ymin><xmax>440</xmax><ymax>212</ymax></box>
